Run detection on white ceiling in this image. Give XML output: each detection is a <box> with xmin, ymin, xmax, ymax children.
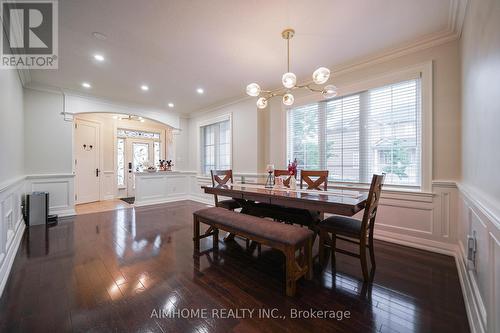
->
<box><xmin>29</xmin><ymin>0</ymin><xmax>453</xmax><ymax>114</ymax></box>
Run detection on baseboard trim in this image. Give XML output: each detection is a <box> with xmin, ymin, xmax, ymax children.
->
<box><xmin>134</xmin><ymin>195</ymin><xmax>191</xmax><ymax>207</ymax></box>
<box><xmin>52</xmin><ymin>208</ymin><xmax>76</xmax><ymax>217</ymax></box>
<box><xmin>454</xmin><ymin>244</ymin><xmax>486</xmax><ymax>333</ymax></box>
<box><xmin>374</xmin><ymin>229</ymin><xmax>456</xmax><ymax>256</ymax></box>
<box><xmin>0</xmin><ymin>221</ymin><xmax>25</xmax><ymax>297</ymax></box>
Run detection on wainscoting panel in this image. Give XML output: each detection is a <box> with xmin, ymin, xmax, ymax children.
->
<box><xmin>134</xmin><ymin>172</ymin><xmax>192</xmax><ymax>206</ymax></box>
<box><xmin>455</xmin><ymin>183</ymin><xmax>500</xmax><ymax>333</ymax></box>
<box><xmin>25</xmin><ymin>174</ymin><xmax>75</xmax><ymax>217</ymax></box>
<box><xmin>0</xmin><ymin>177</ymin><xmax>26</xmax><ymax>297</ymax></box>
<box><xmin>101</xmin><ymin>171</ymin><xmax>115</xmax><ymax>200</ymax></box>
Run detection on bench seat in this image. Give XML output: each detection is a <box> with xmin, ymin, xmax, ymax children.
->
<box><xmin>193</xmin><ymin>207</ymin><xmax>313</xmax><ymax>296</ymax></box>
<box><xmin>194</xmin><ymin>207</ymin><xmax>312</xmax><ymax>246</ymax></box>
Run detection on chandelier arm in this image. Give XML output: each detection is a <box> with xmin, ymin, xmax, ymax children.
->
<box><xmin>305</xmin><ymin>86</ymin><xmax>324</xmax><ymax>93</ymax></box>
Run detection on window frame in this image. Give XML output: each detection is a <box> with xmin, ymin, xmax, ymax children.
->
<box><xmin>284</xmin><ymin>62</ymin><xmax>433</xmax><ymax>192</ymax></box>
<box><xmin>198</xmin><ymin>114</ymin><xmax>233</xmax><ymax>175</ymax></box>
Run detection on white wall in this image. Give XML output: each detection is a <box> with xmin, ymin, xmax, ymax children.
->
<box><xmin>0</xmin><ymin>69</ymin><xmax>25</xmax><ymax>297</ymax></box>
<box><xmin>174</xmin><ymin>117</ymin><xmax>190</xmax><ymax>171</ymax></box>
<box><xmin>267</xmin><ymin>40</ymin><xmax>461</xmax><ymax>181</ymax></box>
<box><xmin>460</xmin><ymin>0</ymin><xmax>500</xmax><ymax>213</ymax></box>
<box><xmin>457</xmin><ymin>0</ymin><xmax>500</xmax><ymax>332</ymax></box>
<box><xmin>187</xmin><ymin>98</ymin><xmax>260</xmax><ymax>174</ymax></box>
<box><xmin>0</xmin><ymin>69</ymin><xmax>24</xmax><ymax>184</ymax></box>
<box><xmin>24</xmin><ymin>89</ymin><xmax>73</xmax><ymax>175</ymax></box>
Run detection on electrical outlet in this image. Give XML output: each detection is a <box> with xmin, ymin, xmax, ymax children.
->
<box><xmin>466</xmin><ymin>231</ymin><xmax>477</xmax><ymax>270</ymax></box>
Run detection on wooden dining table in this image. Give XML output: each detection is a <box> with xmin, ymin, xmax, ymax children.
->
<box><xmin>201</xmin><ymin>183</ymin><xmax>368</xmax><ymax>240</ymax></box>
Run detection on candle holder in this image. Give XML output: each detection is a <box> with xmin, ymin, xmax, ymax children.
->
<box><xmin>265</xmin><ymin>164</ymin><xmax>275</xmax><ymax>188</ymax></box>
<box><xmin>265</xmin><ymin>171</ymin><xmax>274</xmax><ymax>188</ymax></box>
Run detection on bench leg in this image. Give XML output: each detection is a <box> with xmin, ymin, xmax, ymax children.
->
<box><xmin>305</xmin><ymin>238</ymin><xmax>313</xmax><ymax>280</ymax></box>
<box><xmin>285</xmin><ymin>247</ymin><xmax>297</xmax><ymax>296</ymax></box>
<box><xmin>193</xmin><ymin>216</ymin><xmax>200</xmax><ymax>254</ymax></box>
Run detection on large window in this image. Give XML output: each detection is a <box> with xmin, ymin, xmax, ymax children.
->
<box><xmin>287</xmin><ymin>78</ymin><xmax>422</xmax><ymax>187</ymax></box>
<box><xmin>200</xmin><ymin>119</ymin><xmax>231</xmax><ymax>175</ymax></box>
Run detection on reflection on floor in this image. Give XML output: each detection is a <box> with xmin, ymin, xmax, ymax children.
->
<box><xmin>75</xmin><ymin>199</ymin><xmax>132</xmax><ymax>215</ymax></box>
<box><xmin>0</xmin><ymin>201</ymin><xmax>470</xmax><ymax>332</ymax></box>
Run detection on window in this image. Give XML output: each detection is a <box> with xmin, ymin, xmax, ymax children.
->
<box><xmin>117</xmin><ymin>138</ymin><xmax>125</xmax><ymax>186</ymax></box>
<box><xmin>200</xmin><ymin>119</ymin><xmax>231</xmax><ymax>174</ymax></box>
<box><xmin>154</xmin><ymin>141</ymin><xmax>160</xmax><ymax>168</ymax></box>
<box><xmin>287</xmin><ymin>78</ymin><xmax>422</xmax><ymax>187</ymax></box>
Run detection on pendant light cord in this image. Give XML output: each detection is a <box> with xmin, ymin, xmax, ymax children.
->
<box><xmin>287</xmin><ymin>38</ymin><xmax>290</xmax><ymax>73</ymax></box>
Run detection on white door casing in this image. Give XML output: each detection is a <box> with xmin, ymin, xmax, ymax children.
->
<box><xmin>75</xmin><ymin>119</ymin><xmax>101</xmax><ymax>204</ymax></box>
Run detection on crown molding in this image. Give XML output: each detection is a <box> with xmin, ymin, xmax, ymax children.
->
<box><xmin>14</xmin><ymin>0</ymin><xmax>469</xmax><ymax>120</ymax></box>
<box><xmin>186</xmin><ymin>94</ymin><xmax>252</xmax><ymax>118</ymax></box>
<box><xmin>186</xmin><ymin>0</ymin><xmax>468</xmax><ymax>118</ymax></box>
<box><xmin>24</xmin><ymin>81</ymin><xmax>183</xmax><ymax>117</ymax></box>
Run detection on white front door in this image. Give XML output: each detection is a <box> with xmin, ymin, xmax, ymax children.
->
<box><xmin>75</xmin><ymin>119</ymin><xmax>100</xmax><ymax>204</ymax></box>
<box><xmin>125</xmin><ymin>139</ymin><xmax>154</xmax><ymax>197</ymax></box>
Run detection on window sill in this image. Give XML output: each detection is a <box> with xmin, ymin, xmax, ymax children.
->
<box><xmin>327</xmin><ymin>182</ymin><xmax>434</xmax><ymax>200</ymax></box>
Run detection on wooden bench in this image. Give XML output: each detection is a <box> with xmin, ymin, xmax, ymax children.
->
<box><xmin>193</xmin><ymin>207</ymin><xmax>313</xmax><ymax>296</ymax></box>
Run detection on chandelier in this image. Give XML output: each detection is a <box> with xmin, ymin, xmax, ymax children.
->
<box><xmin>246</xmin><ymin>28</ymin><xmax>337</xmax><ymax>109</ymax></box>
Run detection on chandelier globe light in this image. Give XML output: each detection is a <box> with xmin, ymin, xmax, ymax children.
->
<box><xmin>246</xmin><ymin>28</ymin><xmax>336</xmax><ymax>108</ymax></box>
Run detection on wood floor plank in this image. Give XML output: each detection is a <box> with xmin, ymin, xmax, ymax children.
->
<box><xmin>0</xmin><ymin>200</ymin><xmax>470</xmax><ymax>332</ymax></box>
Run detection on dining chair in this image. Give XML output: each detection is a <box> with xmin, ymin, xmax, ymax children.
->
<box><xmin>274</xmin><ymin>169</ymin><xmax>293</xmax><ymax>187</ymax></box>
<box><xmin>300</xmin><ymin>170</ymin><xmax>329</xmax><ymax>191</ymax></box>
<box><xmin>318</xmin><ymin>174</ymin><xmax>385</xmax><ymax>281</ymax></box>
<box><xmin>247</xmin><ymin>170</ymin><xmax>329</xmax><ymax>232</ymax></box>
<box><xmin>210</xmin><ymin>170</ymin><xmax>241</xmax><ymax>211</ymax></box>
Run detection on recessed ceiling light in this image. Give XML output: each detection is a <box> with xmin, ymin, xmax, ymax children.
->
<box><xmin>196</xmin><ymin>88</ymin><xmax>204</xmax><ymax>94</ymax></box>
<box><xmin>94</xmin><ymin>54</ymin><xmax>105</xmax><ymax>62</ymax></box>
<box><xmin>141</xmin><ymin>85</ymin><xmax>149</xmax><ymax>91</ymax></box>
<box><xmin>168</xmin><ymin>102</ymin><xmax>174</xmax><ymax>108</ymax></box>
<box><xmin>82</xmin><ymin>82</ymin><xmax>91</xmax><ymax>88</ymax></box>
<box><xmin>92</xmin><ymin>32</ymin><xmax>107</xmax><ymax>40</ymax></box>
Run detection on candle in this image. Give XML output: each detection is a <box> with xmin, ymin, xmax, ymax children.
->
<box><xmin>266</xmin><ymin>164</ymin><xmax>275</xmax><ymax>173</ymax></box>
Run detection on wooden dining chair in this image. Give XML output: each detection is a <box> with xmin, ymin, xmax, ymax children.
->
<box><xmin>210</xmin><ymin>170</ymin><xmax>241</xmax><ymax>211</ymax></box>
<box><xmin>318</xmin><ymin>174</ymin><xmax>384</xmax><ymax>281</ymax></box>
<box><xmin>274</xmin><ymin>169</ymin><xmax>293</xmax><ymax>187</ymax></box>
<box><xmin>248</xmin><ymin>170</ymin><xmax>329</xmax><ymax>234</ymax></box>
<box><xmin>300</xmin><ymin>170</ymin><xmax>329</xmax><ymax>191</ymax></box>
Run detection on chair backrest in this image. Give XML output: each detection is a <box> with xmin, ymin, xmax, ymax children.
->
<box><xmin>274</xmin><ymin>169</ymin><xmax>293</xmax><ymax>187</ymax></box>
<box><xmin>300</xmin><ymin>170</ymin><xmax>329</xmax><ymax>191</ymax></box>
<box><xmin>210</xmin><ymin>170</ymin><xmax>234</xmax><ymax>205</ymax></box>
<box><xmin>361</xmin><ymin>174</ymin><xmax>385</xmax><ymax>234</ymax></box>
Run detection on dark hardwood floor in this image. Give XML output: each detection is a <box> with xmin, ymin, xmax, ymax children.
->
<box><xmin>0</xmin><ymin>200</ymin><xmax>470</xmax><ymax>332</ymax></box>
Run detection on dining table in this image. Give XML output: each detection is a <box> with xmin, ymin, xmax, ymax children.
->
<box><xmin>201</xmin><ymin>182</ymin><xmax>368</xmax><ymax>241</ymax></box>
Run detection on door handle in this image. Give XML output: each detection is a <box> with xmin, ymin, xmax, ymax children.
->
<box><xmin>96</xmin><ymin>168</ymin><xmax>100</xmax><ymax>177</ymax></box>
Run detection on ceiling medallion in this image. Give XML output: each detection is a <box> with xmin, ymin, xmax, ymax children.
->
<box><xmin>246</xmin><ymin>28</ymin><xmax>337</xmax><ymax>109</ymax></box>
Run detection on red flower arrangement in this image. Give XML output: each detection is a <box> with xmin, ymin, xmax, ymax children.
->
<box><xmin>287</xmin><ymin>159</ymin><xmax>298</xmax><ymax>177</ymax></box>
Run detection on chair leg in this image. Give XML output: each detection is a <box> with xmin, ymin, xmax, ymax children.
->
<box><xmin>319</xmin><ymin>229</ymin><xmax>326</xmax><ymax>266</ymax></box>
<box><xmin>360</xmin><ymin>238</ymin><xmax>369</xmax><ymax>281</ymax></box>
<box><xmin>369</xmin><ymin>227</ymin><xmax>376</xmax><ymax>269</ymax></box>
<box><xmin>331</xmin><ymin>233</ymin><xmax>337</xmax><ymax>270</ymax></box>
<box><xmin>258</xmin><ymin>243</ymin><xmax>262</xmax><ymax>257</ymax></box>
<box><xmin>193</xmin><ymin>216</ymin><xmax>200</xmax><ymax>253</ymax></box>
